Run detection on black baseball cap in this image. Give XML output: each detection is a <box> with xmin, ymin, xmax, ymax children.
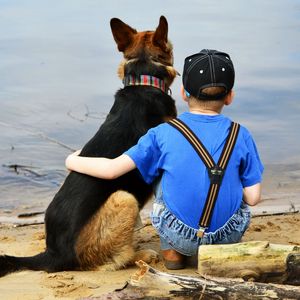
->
<box><xmin>182</xmin><ymin>49</ymin><xmax>235</xmax><ymax>100</ymax></box>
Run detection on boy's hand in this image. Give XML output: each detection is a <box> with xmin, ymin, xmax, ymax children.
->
<box><xmin>65</xmin><ymin>149</ymin><xmax>81</xmax><ymax>171</ymax></box>
<box><xmin>71</xmin><ymin>149</ymin><xmax>82</xmax><ymax>156</ymax></box>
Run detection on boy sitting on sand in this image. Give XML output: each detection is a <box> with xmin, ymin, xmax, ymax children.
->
<box><xmin>66</xmin><ymin>49</ymin><xmax>264</xmax><ymax>270</ymax></box>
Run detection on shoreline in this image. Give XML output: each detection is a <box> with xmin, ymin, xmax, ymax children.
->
<box><xmin>1</xmin><ymin>162</ymin><xmax>300</xmax><ymax>224</ymax></box>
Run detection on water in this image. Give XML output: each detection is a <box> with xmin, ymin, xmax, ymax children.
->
<box><xmin>0</xmin><ymin>0</ymin><xmax>300</xmax><ymax>213</ymax></box>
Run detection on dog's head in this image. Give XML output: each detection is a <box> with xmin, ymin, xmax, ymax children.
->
<box><xmin>110</xmin><ymin>16</ymin><xmax>177</xmax><ymax>88</ymax></box>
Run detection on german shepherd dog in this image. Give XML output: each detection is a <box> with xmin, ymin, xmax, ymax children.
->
<box><xmin>0</xmin><ymin>16</ymin><xmax>177</xmax><ymax>276</ymax></box>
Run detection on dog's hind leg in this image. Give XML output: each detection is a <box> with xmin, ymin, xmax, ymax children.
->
<box><xmin>75</xmin><ymin>190</ymin><xmax>140</xmax><ymax>271</ymax></box>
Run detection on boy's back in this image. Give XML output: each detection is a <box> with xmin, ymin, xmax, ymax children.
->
<box><xmin>125</xmin><ymin>111</ymin><xmax>263</xmax><ymax>232</ymax></box>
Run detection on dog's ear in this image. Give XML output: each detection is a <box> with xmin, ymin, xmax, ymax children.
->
<box><xmin>110</xmin><ymin>18</ymin><xmax>137</xmax><ymax>52</ymax></box>
<box><xmin>153</xmin><ymin>16</ymin><xmax>168</xmax><ymax>50</ymax></box>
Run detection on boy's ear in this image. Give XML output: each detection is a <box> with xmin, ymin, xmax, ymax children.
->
<box><xmin>180</xmin><ymin>85</ymin><xmax>189</xmax><ymax>102</ymax></box>
<box><xmin>224</xmin><ymin>90</ymin><xmax>234</xmax><ymax>106</ymax></box>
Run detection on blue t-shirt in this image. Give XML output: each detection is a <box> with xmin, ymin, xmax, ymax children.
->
<box><xmin>125</xmin><ymin>112</ymin><xmax>264</xmax><ymax>232</ymax></box>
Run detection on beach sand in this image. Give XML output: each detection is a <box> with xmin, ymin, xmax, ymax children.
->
<box><xmin>0</xmin><ymin>163</ymin><xmax>299</xmax><ymax>300</ymax></box>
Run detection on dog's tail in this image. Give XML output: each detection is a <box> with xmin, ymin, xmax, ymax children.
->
<box><xmin>0</xmin><ymin>251</ymin><xmax>74</xmax><ymax>277</ymax></box>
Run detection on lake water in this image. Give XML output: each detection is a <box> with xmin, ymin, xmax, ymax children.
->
<box><xmin>1</xmin><ymin>0</ymin><xmax>300</xmax><ymax>213</ymax></box>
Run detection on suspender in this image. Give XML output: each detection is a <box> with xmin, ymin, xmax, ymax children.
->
<box><xmin>168</xmin><ymin>118</ymin><xmax>240</xmax><ymax>237</ymax></box>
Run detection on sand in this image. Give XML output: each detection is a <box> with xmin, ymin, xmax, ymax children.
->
<box><xmin>0</xmin><ymin>213</ymin><xmax>299</xmax><ymax>300</ymax></box>
<box><xmin>0</xmin><ymin>163</ymin><xmax>299</xmax><ymax>299</ymax></box>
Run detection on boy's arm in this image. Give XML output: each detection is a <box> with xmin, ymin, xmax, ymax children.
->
<box><xmin>65</xmin><ymin>152</ymin><xmax>136</xmax><ymax>179</ymax></box>
<box><xmin>243</xmin><ymin>182</ymin><xmax>261</xmax><ymax>206</ymax></box>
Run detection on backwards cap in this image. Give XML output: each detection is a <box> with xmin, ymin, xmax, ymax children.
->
<box><xmin>182</xmin><ymin>49</ymin><xmax>235</xmax><ymax>100</ymax></box>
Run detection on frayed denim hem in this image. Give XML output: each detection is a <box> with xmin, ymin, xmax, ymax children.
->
<box><xmin>151</xmin><ymin>202</ymin><xmax>251</xmax><ymax>256</ymax></box>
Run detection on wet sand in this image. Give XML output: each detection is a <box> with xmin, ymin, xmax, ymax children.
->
<box><xmin>0</xmin><ymin>163</ymin><xmax>299</xmax><ymax>299</ymax></box>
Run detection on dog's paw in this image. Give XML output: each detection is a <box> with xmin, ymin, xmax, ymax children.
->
<box><xmin>96</xmin><ymin>262</ymin><xmax>120</xmax><ymax>272</ymax></box>
<box><xmin>134</xmin><ymin>249</ymin><xmax>159</xmax><ymax>264</ymax></box>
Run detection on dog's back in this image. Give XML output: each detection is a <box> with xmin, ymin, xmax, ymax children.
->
<box><xmin>0</xmin><ymin>16</ymin><xmax>177</xmax><ymax>276</ymax></box>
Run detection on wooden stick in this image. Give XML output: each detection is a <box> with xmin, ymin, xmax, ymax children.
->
<box><xmin>198</xmin><ymin>241</ymin><xmax>300</xmax><ymax>285</ymax></box>
<box><xmin>94</xmin><ymin>260</ymin><xmax>300</xmax><ymax>299</ymax></box>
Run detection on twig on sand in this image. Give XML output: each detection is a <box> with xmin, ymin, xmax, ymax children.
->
<box><xmin>18</xmin><ymin>211</ymin><xmax>44</xmax><ymax>218</ymax></box>
<box><xmin>290</xmin><ymin>201</ymin><xmax>297</xmax><ymax>213</ymax></box>
<box><xmin>253</xmin><ymin>210</ymin><xmax>299</xmax><ymax>218</ymax></box>
<box><xmin>14</xmin><ymin>221</ymin><xmax>44</xmax><ymax>227</ymax></box>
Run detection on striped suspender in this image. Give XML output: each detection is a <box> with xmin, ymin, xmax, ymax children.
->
<box><xmin>168</xmin><ymin>118</ymin><xmax>240</xmax><ymax>237</ymax></box>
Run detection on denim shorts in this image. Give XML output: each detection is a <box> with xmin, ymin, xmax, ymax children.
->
<box><xmin>151</xmin><ymin>181</ymin><xmax>251</xmax><ymax>256</ymax></box>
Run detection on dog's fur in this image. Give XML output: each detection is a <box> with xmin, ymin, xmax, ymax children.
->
<box><xmin>0</xmin><ymin>16</ymin><xmax>177</xmax><ymax>276</ymax></box>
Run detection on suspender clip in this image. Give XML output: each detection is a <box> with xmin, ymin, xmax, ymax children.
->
<box><xmin>197</xmin><ymin>226</ymin><xmax>207</xmax><ymax>238</ymax></box>
<box><xmin>208</xmin><ymin>166</ymin><xmax>224</xmax><ymax>184</ymax></box>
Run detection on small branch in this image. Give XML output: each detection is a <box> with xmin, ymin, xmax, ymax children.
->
<box><xmin>18</xmin><ymin>211</ymin><xmax>44</xmax><ymax>218</ymax></box>
<box><xmin>253</xmin><ymin>210</ymin><xmax>299</xmax><ymax>218</ymax></box>
<box><xmin>14</xmin><ymin>221</ymin><xmax>44</xmax><ymax>227</ymax></box>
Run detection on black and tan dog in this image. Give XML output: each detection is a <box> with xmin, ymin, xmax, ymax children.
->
<box><xmin>0</xmin><ymin>16</ymin><xmax>177</xmax><ymax>276</ymax></box>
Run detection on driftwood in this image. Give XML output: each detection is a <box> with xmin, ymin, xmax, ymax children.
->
<box><xmin>93</xmin><ymin>260</ymin><xmax>300</xmax><ymax>300</ymax></box>
<box><xmin>198</xmin><ymin>241</ymin><xmax>300</xmax><ymax>285</ymax></box>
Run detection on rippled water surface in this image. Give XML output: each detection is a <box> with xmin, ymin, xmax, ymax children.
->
<box><xmin>0</xmin><ymin>0</ymin><xmax>299</xmax><ymax>212</ymax></box>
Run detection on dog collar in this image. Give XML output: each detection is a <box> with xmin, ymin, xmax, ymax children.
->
<box><xmin>123</xmin><ymin>75</ymin><xmax>170</xmax><ymax>94</ymax></box>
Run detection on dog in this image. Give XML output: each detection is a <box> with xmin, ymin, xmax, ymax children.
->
<box><xmin>0</xmin><ymin>16</ymin><xmax>177</xmax><ymax>276</ymax></box>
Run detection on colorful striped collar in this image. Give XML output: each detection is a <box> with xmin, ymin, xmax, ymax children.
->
<box><xmin>123</xmin><ymin>75</ymin><xmax>169</xmax><ymax>94</ymax></box>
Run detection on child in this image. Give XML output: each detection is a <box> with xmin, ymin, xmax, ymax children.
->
<box><xmin>66</xmin><ymin>49</ymin><xmax>264</xmax><ymax>270</ymax></box>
